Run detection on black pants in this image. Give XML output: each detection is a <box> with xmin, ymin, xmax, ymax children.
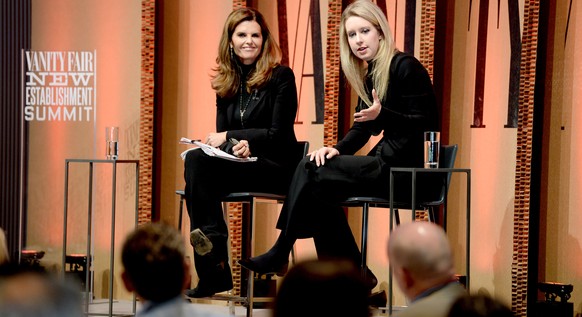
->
<box><xmin>184</xmin><ymin>149</ymin><xmax>290</xmax><ymax>276</ymax></box>
<box><xmin>276</xmin><ymin>155</ymin><xmax>389</xmax><ymax>265</ymax></box>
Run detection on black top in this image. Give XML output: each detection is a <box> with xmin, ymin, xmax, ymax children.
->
<box><xmin>216</xmin><ymin>65</ymin><xmax>299</xmax><ymax>170</ymax></box>
<box><xmin>335</xmin><ymin>52</ymin><xmax>439</xmax><ymax>168</ymax></box>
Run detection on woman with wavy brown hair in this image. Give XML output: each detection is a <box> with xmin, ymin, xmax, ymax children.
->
<box><xmin>183</xmin><ymin>7</ymin><xmax>299</xmax><ymax>298</ymax></box>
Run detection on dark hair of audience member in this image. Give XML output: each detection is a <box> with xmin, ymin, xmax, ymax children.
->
<box><xmin>273</xmin><ymin>258</ymin><xmax>371</xmax><ymax>317</ymax></box>
<box><xmin>121</xmin><ymin>222</ymin><xmax>187</xmax><ymax>303</ymax></box>
<box><xmin>448</xmin><ymin>294</ymin><xmax>515</xmax><ymax>317</ymax></box>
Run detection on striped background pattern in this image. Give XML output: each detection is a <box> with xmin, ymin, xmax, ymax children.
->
<box><xmin>138</xmin><ymin>0</ymin><xmax>155</xmax><ymax>224</ymax></box>
<box><xmin>512</xmin><ymin>0</ymin><xmax>539</xmax><ymax>315</ymax></box>
<box><xmin>226</xmin><ymin>0</ymin><xmax>247</xmax><ymax>297</ymax></box>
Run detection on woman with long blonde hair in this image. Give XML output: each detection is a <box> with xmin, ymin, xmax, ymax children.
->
<box><xmin>240</xmin><ymin>0</ymin><xmax>439</xmax><ymax>295</ymax></box>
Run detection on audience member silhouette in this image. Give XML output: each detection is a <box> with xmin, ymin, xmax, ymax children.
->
<box><xmin>273</xmin><ymin>258</ymin><xmax>371</xmax><ymax>317</ymax></box>
<box><xmin>121</xmin><ymin>222</ymin><xmax>227</xmax><ymax>317</ymax></box>
<box><xmin>388</xmin><ymin>221</ymin><xmax>466</xmax><ymax>317</ymax></box>
<box><xmin>0</xmin><ymin>264</ymin><xmax>83</xmax><ymax>317</ymax></box>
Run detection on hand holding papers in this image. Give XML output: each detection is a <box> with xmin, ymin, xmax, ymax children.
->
<box><xmin>179</xmin><ymin>137</ymin><xmax>258</xmax><ymax>162</ymax></box>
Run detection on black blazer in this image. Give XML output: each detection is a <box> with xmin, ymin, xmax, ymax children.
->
<box><xmin>334</xmin><ymin>52</ymin><xmax>439</xmax><ymax>168</ymax></box>
<box><xmin>216</xmin><ymin>65</ymin><xmax>299</xmax><ymax>170</ymax></box>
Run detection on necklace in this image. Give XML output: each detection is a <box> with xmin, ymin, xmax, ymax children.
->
<box><xmin>239</xmin><ymin>81</ymin><xmax>254</xmax><ymax>128</ymax></box>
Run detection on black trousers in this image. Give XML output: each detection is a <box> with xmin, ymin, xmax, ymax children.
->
<box><xmin>276</xmin><ymin>155</ymin><xmax>389</xmax><ymax>265</ymax></box>
<box><xmin>184</xmin><ymin>149</ymin><xmax>291</xmax><ymax>276</ymax></box>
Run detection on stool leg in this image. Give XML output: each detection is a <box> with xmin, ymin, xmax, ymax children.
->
<box><xmin>395</xmin><ymin>209</ymin><xmax>401</xmax><ymax>226</ymax></box>
<box><xmin>389</xmin><ymin>205</ymin><xmax>394</xmax><ymax>314</ymax></box>
<box><xmin>246</xmin><ymin>199</ymin><xmax>256</xmax><ymax>317</ymax></box>
<box><xmin>178</xmin><ymin>195</ymin><xmax>184</xmax><ymax>231</ymax></box>
<box><xmin>246</xmin><ymin>269</ymin><xmax>254</xmax><ymax>317</ymax></box>
<box><xmin>360</xmin><ymin>203</ymin><xmax>369</xmax><ymax>277</ymax></box>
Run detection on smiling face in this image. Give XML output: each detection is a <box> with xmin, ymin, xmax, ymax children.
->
<box><xmin>344</xmin><ymin>16</ymin><xmax>382</xmax><ymax>62</ymax></box>
<box><xmin>231</xmin><ymin>20</ymin><xmax>263</xmax><ymax>65</ymax></box>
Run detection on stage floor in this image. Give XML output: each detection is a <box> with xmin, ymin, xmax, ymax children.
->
<box><xmin>86</xmin><ymin>299</ymin><xmax>398</xmax><ymax>316</ymax></box>
<box><xmin>86</xmin><ymin>299</ymin><xmax>269</xmax><ymax>317</ymax></box>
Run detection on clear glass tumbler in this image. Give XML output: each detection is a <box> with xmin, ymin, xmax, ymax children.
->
<box><xmin>106</xmin><ymin>126</ymin><xmax>119</xmax><ymax>160</ymax></box>
<box><xmin>424</xmin><ymin>131</ymin><xmax>440</xmax><ymax>168</ymax></box>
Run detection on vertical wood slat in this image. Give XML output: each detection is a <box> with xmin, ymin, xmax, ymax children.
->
<box><xmin>0</xmin><ymin>0</ymin><xmax>31</xmax><ymax>261</ymax></box>
<box><xmin>226</xmin><ymin>0</ymin><xmax>246</xmax><ymax>297</ymax></box>
<box><xmin>139</xmin><ymin>0</ymin><xmax>155</xmax><ymax>224</ymax></box>
<box><xmin>323</xmin><ymin>0</ymin><xmax>342</xmax><ymax>147</ymax></box>
<box><xmin>512</xmin><ymin>1</ymin><xmax>540</xmax><ymax>316</ymax></box>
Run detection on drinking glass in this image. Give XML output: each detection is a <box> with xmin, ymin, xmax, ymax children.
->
<box><xmin>106</xmin><ymin>127</ymin><xmax>119</xmax><ymax>160</ymax></box>
<box><xmin>424</xmin><ymin>131</ymin><xmax>440</xmax><ymax>168</ymax></box>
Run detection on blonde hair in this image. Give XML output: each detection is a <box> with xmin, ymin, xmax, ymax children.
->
<box><xmin>339</xmin><ymin>0</ymin><xmax>397</xmax><ymax>107</ymax></box>
<box><xmin>211</xmin><ymin>8</ymin><xmax>282</xmax><ymax>98</ymax></box>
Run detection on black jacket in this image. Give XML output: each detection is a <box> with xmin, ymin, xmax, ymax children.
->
<box><xmin>335</xmin><ymin>52</ymin><xmax>439</xmax><ymax>168</ymax></box>
<box><xmin>216</xmin><ymin>65</ymin><xmax>299</xmax><ymax>169</ymax></box>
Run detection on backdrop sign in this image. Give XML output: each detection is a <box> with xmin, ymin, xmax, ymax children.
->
<box><xmin>22</xmin><ymin>50</ymin><xmax>97</xmax><ymax>122</ymax></box>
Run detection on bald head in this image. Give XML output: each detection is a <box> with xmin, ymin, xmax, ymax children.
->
<box><xmin>387</xmin><ymin>221</ymin><xmax>455</xmax><ymax>298</ymax></box>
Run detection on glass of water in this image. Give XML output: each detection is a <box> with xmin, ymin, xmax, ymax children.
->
<box><xmin>424</xmin><ymin>131</ymin><xmax>440</xmax><ymax>168</ymax></box>
<box><xmin>106</xmin><ymin>126</ymin><xmax>119</xmax><ymax>160</ymax></box>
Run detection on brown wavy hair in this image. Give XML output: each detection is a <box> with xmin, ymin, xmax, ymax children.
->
<box><xmin>211</xmin><ymin>8</ymin><xmax>282</xmax><ymax>98</ymax></box>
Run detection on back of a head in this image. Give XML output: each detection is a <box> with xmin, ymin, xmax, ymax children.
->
<box><xmin>274</xmin><ymin>258</ymin><xmax>371</xmax><ymax>317</ymax></box>
<box><xmin>0</xmin><ymin>267</ymin><xmax>83</xmax><ymax>317</ymax></box>
<box><xmin>388</xmin><ymin>221</ymin><xmax>454</xmax><ymax>281</ymax></box>
<box><xmin>448</xmin><ymin>294</ymin><xmax>515</xmax><ymax>317</ymax></box>
<box><xmin>121</xmin><ymin>222</ymin><xmax>186</xmax><ymax>302</ymax></box>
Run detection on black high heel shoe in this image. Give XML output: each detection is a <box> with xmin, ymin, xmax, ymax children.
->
<box><xmin>238</xmin><ymin>253</ymin><xmax>289</xmax><ymax>276</ymax></box>
<box><xmin>364</xmin><ymin>267</ymin><xmax>378</xmax><ymax>290</ymax></box>
<box><xmin>368</xmin><ymin>290</ymin><xmax>387</xmax><ymax>307</ymax></box>
<box><xmin>185</xmin><ymin>261</ymin><xmax>233</xmax><ymax>298</ymax></box>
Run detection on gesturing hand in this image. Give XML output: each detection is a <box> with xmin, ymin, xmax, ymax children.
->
<box><xmin>354</xmin><ymin>88</ymin><xmax>381</xmax><ymax>122</ymax></box>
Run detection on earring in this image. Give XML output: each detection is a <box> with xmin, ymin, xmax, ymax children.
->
<box><xmin>229</xmin><ymin>46</ymin><xmax>234</xmax><ymax>60</ymax></box>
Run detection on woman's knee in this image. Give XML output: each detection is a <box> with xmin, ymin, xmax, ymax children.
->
<box><xmin>298</xmin><ymin>156</ymin><xmax>316</xmax><ymax>169</ymax></box>
<box><xmin>185</xmin><ymin>149</ymin><xmax>207</xmax><ymax>168</ymax></box>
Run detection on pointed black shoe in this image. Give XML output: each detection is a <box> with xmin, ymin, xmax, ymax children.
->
<box><xmin>185</xmin><ymin>275</ymin><xmax>233</xmax><ymax>298</ymax></box>
<box><xmin>238</xmin><ymin>254</ymin><xmax>289</xmax><ymax>276</ymax></box>
<box><xmin>364</xmin><ymin>267</ymin><xmax>378</xmax><ymax>290</ymax></box>
<box><xmin>185</xmin><ymin>283</ymin><xmax>231</xmax><ymax>298</ymax></box>
<box><xmin>185</xmin><ymin>262</ymin><xmax>233</xmax><ymax>298</ymax></box>
<box><xmin>368</xmin><ymin>290</ymin><xmax>387</xmax><ymax>308</ymax></box>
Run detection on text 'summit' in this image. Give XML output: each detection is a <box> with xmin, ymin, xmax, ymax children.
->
<box><xmin>23</xmin><ymin>50</ymin><xmax>97</xmax><ymax>122</ymax></box>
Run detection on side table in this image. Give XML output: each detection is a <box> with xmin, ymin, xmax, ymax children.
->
<box><xmin>63</xmin><ymin>159</ymin><xmax>139</xmax><ymax>317</ymax></box>
<box><xmin>388</xmin><ymin>167</ymin><xmax>471</xmax><ymax>312</ymax></box>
